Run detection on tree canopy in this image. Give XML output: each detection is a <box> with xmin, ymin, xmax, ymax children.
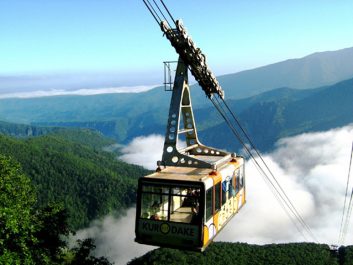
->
<box><xmin>129</xmin><ymin>242</ymin><xmax>344</xmax><ymax>265</ymax></box>
<box><xmin>0</xmin><ymin>154</ymin><xmax>113</xmax><ymax>264</ymax></box>
<box><xmin>0</xmin><ymin>133</ymin><xmax>148</xmax><ymax>229</ymax></box>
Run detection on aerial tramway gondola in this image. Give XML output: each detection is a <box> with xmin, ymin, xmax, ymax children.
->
<box><xmin>135</xmin><ymin>0</ymin><xmax>246</xmax><ymax>251</ymax></box>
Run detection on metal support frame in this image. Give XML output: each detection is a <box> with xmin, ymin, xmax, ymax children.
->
<box><xmin>159</xmin><ymin>58</ymin><xmax>230</xmax><ymax>169</ymax></box>
<box><xmin>163</xmin><ymin>61</ymin><xmax>177</xmax><ymax>91</ymax></box>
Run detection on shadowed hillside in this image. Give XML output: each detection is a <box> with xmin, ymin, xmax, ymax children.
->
<box><xmin>199</xmin><ymin>77</ymin><xmax>353</xmax><ymax>152</ymax></box>
<box><xmin>129</xmin><ymin>242</ymin><xmax>343</xmax><ymax>265</ymax></box>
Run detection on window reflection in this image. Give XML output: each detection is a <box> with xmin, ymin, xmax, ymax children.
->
<box><xmin>140</xmin><ymin>184</ymin><xmax>201</xmax><ymax>224</ymax></box>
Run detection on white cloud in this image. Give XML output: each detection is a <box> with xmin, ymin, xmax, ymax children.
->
<box><xmin>119</xmin><ymin>134</ymin><xmax>187</xmax><ymax>170</ymax></box>
<box><xmin>218</xmin><ymin>125</ymin><xmax>353</xmax><ymax>245</ymax></box>
<box><xmin>75</xmin><ymin>125</ymin><xmax>353</xmax><ymax>264</ymax></box>
<box><xmin>72</xmin><ymin>208</ymin><xmax>155</xmax><ymax>265</ymax></box>
<box><xmin>0</xmin><ymin>85</ymin><xmax>155</xmax><ymax>99</ymax></box>
<box><xmin>119</xmin><ymin>134</ymin><xmax>165</xmax><ymax>170</ymax></box>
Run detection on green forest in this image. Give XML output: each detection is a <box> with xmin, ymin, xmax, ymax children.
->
<box><xmin>129</xmin><ymin>242</ymin><xmax>353</xmax><ymax>265</ymax></box>
<box><xmin>0</xmin><ymin>153</ymin><xmax>115</xmax><ymax>264</ymax></box>
<box><xmin>0</xmin><ymin>129</ymin><xmax>148</xmax><ymax>229</ymax></box>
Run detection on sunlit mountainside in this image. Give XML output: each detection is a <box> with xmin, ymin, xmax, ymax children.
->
<box><xmin>0</xmin><ymin>129</ymin><xmax>148</xmax><ymax>229</ymax></box>
<box><xmin>215</xmin><ymin>46</ymin><xmax>353</xmax><ymax>99</ymax></box>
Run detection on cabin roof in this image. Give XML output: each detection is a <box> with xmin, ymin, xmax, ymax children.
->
<box><xmin>143</xmin><ymin>156</ymin><xmax>243</xmax><ymax>182</ymax></box>
<box><xmin>144</xmin><ymin>166</ymin><xmax>211</xmax><ymax>182</ymax></box>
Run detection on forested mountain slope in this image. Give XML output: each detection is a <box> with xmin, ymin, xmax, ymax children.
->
<box><xmin>129</xmin><ymin>242</ymin><xmax>353</xmax><ymax>265</ymax></box>
<box><xmin>1</xmin><ymin>77</ymin><xmax>352</xmax><ymax>154</ymax></box>
<box><xmin>0</xmin><ymin>120</ymin><xmax>57</xmax><ymax>137</ymax></box>
<box><xmin>0</xmin><ymin>120</ymin><xmax>116</xmax><ymax>148</ymax></box>
<box><xmin>0</xmin><ymin>133</ymin><xmax>148</xmax><ymax>229</ymax></box>
<box><xmin>199</xmin><ymin>77</ymin><xmax>353</xmax><ymax>151</ymax></box>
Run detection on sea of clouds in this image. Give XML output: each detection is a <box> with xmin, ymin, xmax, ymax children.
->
<box><xmin>0</xmin><ymin>86</ymin><xmax>155</xmax><ymax>99</ymax></box>
<box><xmin>73</xmin><ymin>125</ymin><xmax>353</xmax><ymax>265</ymax></box>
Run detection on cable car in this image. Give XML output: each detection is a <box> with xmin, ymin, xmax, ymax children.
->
<box><xmin>135</xmin><ymin>156</ymin><xmax>245</xmax><ymax>251</ymax></box>
<box><xmin>135</xmin><ymin>59</ymin><xmax>246</xmax><ymax>251</ymax></box>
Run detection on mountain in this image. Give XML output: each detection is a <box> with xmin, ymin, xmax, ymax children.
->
<box><xmin>0</xmin><ymin>87</ymin><xmax>171</xmax><ymax>142</ymax></box>
<box><xmin>0</xmin><ymin>77</ymin><xmax>352</xmax><ymax>152</ymax></box>
<box><xmin>0</xmin><ymin>120</ymin><xmax>57</xmax><ymax>137</ymax></box>
<box><xmin>129</xmin><ymin>242</ymin><xmax>347</xmax><ymax>265</ymax></box>
<box><xmin>1</xmin><ymin>47</ymin><xmax>352</xmax><ymax>102</ymax></box>
<box><xmin>199</xmin><ymin>77</ymin><xmax>353</xmax><ymax>152</ymax></box>
<box><xmin>213</xmin><ymin>46</ymin><xmax>353</xmax><ymax>99</ymax></box>
<box><xmin>0</xmin><ymin>47</ymin><xmax>352</xmax><ymax>149</ymax></box>
<box><xmin>0</xmin><ymin>120</ymin><xmax>116</xmax><ymax>148</ymax></box>
<box><xmin>0</xmin><ymin>131</ymin><xmax>148</xmax><ymax>229</ymax></box>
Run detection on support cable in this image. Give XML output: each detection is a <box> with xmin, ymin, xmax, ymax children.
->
<box><xmin>342</xmin><ymin>188</ymin><xmax>353</xmax><ymax>243</ymax></box>
<box><xmin>249</xmin><ymin>152</ymin><xmax>309</xmax><ymax>241</ymax></box>
<box><xmin>159</xmin><ymin>0</ymin><xmax>177</xmax><ymax>27</ymax></box>
<box><xmin>220</xmin><ymin>97</ymin><xmax>318</xmax><ymax>242</ymax></box>
<box><xmin>152</xmin><ymin>0</ymin><xmax>173</xmax><ymax>29</ymax></box>
<box><xmin>210</xmin><ymin>97</ymin><xmax>312</xmax><ymax>241</ymax></box>
<box><xmin>143</xmin><ymin>0</ymin><xmax>162</xmax><ymax>26</ymax></box>
<box><xmin>146</xmin><ymin>0</ymin><xmax>163</xmax><ymax>23</ymax></box>
<box><xmin>339</xmin><ymin>141</ymin><xmax>353</xmax><ymax>244</ymax></box>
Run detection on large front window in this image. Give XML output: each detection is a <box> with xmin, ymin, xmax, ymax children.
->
<box><xmin>140</xmin><ymin>183</ymin><xmax>201</xmax><ymax>224</ymax></box>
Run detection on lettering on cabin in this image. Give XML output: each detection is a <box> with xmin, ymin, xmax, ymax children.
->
<box><xmin>171</xmin><ymin>226</ymin><xmax>194</xmax><ymax>236</ymax></box>
<box><xmin>142</xmin><ymin>222</ymin><xmax>160</xmax><ymax>232</ymax></box>
<box><xmin>141</xmin><ymin>221</ymin><xmax>195</xmax><ymax>237</ymax></box>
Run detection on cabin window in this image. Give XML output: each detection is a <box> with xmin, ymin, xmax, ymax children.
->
<box><xmin>206</xmin><ymin>187</ymin><xmax>213</xmax><ymax>221</ymax></box>
<box><xmin>214</xmin><ymin>183</ymin><xmax>221</xmax><ymax>212</ymax></box>
<box><xmin>239</xmin><ymin>165</ymin><xmax>244</xmax><ymax>189</ymax></box>
<box><xmin>170</xmin><ymin>187</ymin><xmax>200</xmax><ymax>224</ymax></box>
<box><xmin>140</xmin><ymin>185</ymin><xmax>169</xmax><ymax>220</ymax></box>
<box><xmin>222</xmin><ymin>181</ymin><xmax>228</xmax><ymax>205</ymax></box>
<box><xmin>235</xmin><ymin>170</ymin><xmax>240</xmax><ymax>193</ymax></box>
<box><xmin>140</xmin><ymin>183</ymin><xmax>201</xmax><ymax>224</ymax></box>
<box><xmin>229</xmin><ymin>174</ymin><xmax>236</xmax><ymax>197</ymax></box>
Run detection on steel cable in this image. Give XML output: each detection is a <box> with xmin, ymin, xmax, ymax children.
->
<box><xmin>339</xmin><ymin>141</ymin><xmax>353</xmax><ymax>244</ymax></box>
<box><xmin>143</xmin><ymin>0</ymin><xmax>162</xmax><ymax>26</ymax></box>
<box><xmin>219</xmin><ymin>97</ymin><xmax>318</xmax><ymax>242</ymax></box>
<box><xmin>210</xmin><ymin>97</ymin><xmax>312</xmax><ymax>241</ymax></box>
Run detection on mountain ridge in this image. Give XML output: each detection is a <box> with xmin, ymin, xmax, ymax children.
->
<box><xmin>1</xmin><ymin>46</ymin><xmax>352</xmax><ymax>102</ymax></box>
<box><xmin>198</xmin><ymin>77</ymin><xmax>353</xmax><ymax>151</ymax></box>
<box><xmin>211</xmin><ymin>46</ymin><xmax>353</xmax><ymax>99</ymax></box>
<box><xmin>1</xmin><ymin>77</ymin><xmax>352</xmax><ymax>152</ymax></box>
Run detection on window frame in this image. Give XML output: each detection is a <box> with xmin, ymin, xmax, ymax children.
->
<box><xmin>214</xmin><ymin>182</ymin><xmax>221</xmax><ymax>213</ymax></box>
<box><xmin>205</xmin><ymin>187</ymin><xmax>213</xmax><ymax>221</ymax></box>
<box><xmin>138</xmin><ymin>181</ymin><xmax>204</xmax><ymax>224</ymax></box>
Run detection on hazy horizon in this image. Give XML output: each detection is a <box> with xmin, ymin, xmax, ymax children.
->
<box><xmin>1</xmin><ymin>45</ymin><xmax>352</xmax><ymax>99</ymax></box>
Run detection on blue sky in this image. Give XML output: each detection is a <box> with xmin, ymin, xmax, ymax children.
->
<box><xmin>0</xmin><ymin>0</ymin><xmax>352</xmax><ymax>85</ymax></box>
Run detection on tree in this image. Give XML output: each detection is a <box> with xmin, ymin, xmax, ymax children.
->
<box><xmin>0</xmin><ymin>154</ymin><xmax>114</xmax><ymax>264</ymax></box>
<box><xmin>70</xmin><ymin>239</ymin><xmax>112</xmax><ymax>265</ymax></box>
<box><xmin>33</xmin><ymin>204</ymin><xmax>71</xmax><ymax>264</ymax></box>
<box><xmin>0</xmin><ymin>154</ymin><xmax>37</xmax><ymax>264</ymax></box>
